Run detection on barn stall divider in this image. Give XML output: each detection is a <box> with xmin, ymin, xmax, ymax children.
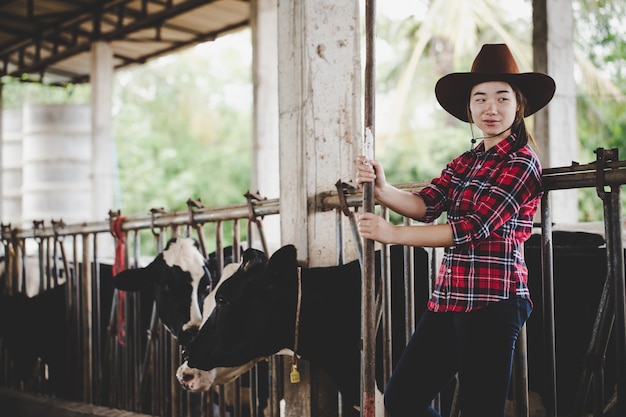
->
<box><xmin>0</xmin><ymin>147</ymin><xmax>624</xmax><ymax>417</ymax></box>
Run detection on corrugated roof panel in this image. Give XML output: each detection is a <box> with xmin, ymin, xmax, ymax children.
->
<box><xmin>0</xmin><ymin>0</ymin><xmax>250</xmax><ymax>84</ymax></box>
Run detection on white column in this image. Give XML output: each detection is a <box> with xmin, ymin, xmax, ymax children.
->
<box><xmin>91</xmin><ymin>41</ymin><xmax>115</xmax><ymax>259</ymax></box>
<box><xmin>90</xmin><ymin>41</ymin><xmax>115</xmax><ymax>221</ymax></box>
<box><xmin>251</xmin><ymin>0</ymin><xmax>280</xmax><ymax>252</ymax></box>
<box><xmin>534</xmin><ymin>0</ymin><xmax>578</xmax><ymax>223</ymax></box>
<box><xmin>277</xmin><ymin>1</ymin><xmax>362</xmax><ymax>417</ymax></box>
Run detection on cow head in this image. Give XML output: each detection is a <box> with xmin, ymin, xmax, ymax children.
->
<box><xmin>112</xmin><ymin>237</ymin><xmax>215</xmax><ymax>346</ymax></box>
<box><xmin>184</xmin><ymin>244</ymin><xmax>298</xmax><ymax>371</ymax></box>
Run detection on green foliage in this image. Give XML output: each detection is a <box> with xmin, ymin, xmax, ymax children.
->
<box><xmin>1</xmin><ymin>77</ymin><xmax>91</xmax><ymax>108</ymax></box>
<box><xmin>113</xmin><ymin>31</ymin><xmax>253</xmax><ymax>216</ymax></box>
<box><xmin>573</xmin><ymin>0</ymin><xmax>626</xmax><ymax>221</ymax></box>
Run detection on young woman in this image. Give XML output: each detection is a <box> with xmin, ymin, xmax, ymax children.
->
<box><xmin>356</xmin><ymin>44</ymin><xmax>555</xmax><ymax>417</ymax></box>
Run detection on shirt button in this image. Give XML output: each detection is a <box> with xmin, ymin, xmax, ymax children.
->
<box><xmin>447</xmin><ymin>268</ymin><xmax>452</xmax><ymax>273</ymax></box>
<box><xmin>456</xmin><ymin>202</ymin><xmax>460</xmax><ymax>206</ymax></box>
<box><xmin>477</xmin><ymin>164</ymin><xmax>482</xmax><ymax>168</ymax></box>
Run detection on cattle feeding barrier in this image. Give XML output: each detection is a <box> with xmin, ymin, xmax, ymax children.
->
<box><xmin>0</xmin><ymin>147</ymin><xmax>624</xmax><ymax>417</ymax></box>
<box><xmin>0</xmin><ymin>193</ymin><xmax>280</xmax><ymax>417</ymax></box>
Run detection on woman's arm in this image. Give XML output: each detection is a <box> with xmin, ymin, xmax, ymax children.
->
<box><xmin>358</xmin><ymin>212</ymin><xmax>453</xmax><ymax>247</ymax></box>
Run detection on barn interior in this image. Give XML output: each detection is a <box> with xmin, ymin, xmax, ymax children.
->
<box><xmin>0</xmin><ymin>1</ymin><xmax>625</xmax><ymax>417</ymax></box>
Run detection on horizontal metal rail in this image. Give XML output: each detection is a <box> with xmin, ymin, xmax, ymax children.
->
<box><xmin>1</xmin><ymin>198</ymin><xmax>280</xmax><ymax>240</ymax></box>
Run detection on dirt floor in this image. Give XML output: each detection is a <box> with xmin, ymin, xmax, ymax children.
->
<box><xmin>505</xmin><ymin>389</ymin><xmax>618</xmax><ymax>417</ymax></box>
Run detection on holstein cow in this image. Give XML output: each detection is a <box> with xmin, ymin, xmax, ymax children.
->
<box><xmin>112</xmin><ymin>237</ymin><xmax>266</xmax><ymax>414</ymax></box>
<box><xmin>0</xmin><ymin>283</ymin><xmax>69</xmax><ymax>398</ymax></box>
<box><xmin>182</xmin><ymin>244</ymin><xmax>410</xmax><ymax>415</ymax></box>
<box><xmin>113</xmin><ymin>237</ymin><xmax>219</xmax><ymax>346</ymax></box>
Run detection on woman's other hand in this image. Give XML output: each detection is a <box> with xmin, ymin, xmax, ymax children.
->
<box><xmin>357</xmin><ymin>212</ymin><xmax>395</xmax><ymax>244</ymax></box>
<box><xmin>356</xmin><ymin>155</ymin><xmax>387</xmax><ymax>193</ymax></box>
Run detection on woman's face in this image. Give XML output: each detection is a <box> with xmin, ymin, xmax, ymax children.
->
<box><xmin>469</xmin><ymin>81</ymin><xmax>518</xmax><ymax>141</ymax></box>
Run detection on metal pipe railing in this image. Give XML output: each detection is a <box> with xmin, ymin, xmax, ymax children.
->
<box><xmin>1</xmin><ymin>148</ymin><xmax>624</xmax><ymax>417</ymax></box>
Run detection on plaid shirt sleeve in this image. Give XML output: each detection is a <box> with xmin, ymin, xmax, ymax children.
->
<box><xmin>417</xmin><ymin>143</ymin><xmax>542</xmax><ymax>246</ymax></box>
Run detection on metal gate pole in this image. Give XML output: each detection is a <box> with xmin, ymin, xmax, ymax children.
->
<box><xmin>540</xmin><ymin>193</ymin><xmax>557</xmax><ymax>417</ymax></box>
<box><xmin>604</xmin><ymin>186</ymin><xmax>625</xmax><ymax>416</ymax></box>
<box><xmin>361</xmin><ymin>0</ymin><xmax>377</xmax><ymax>416</ymax></box>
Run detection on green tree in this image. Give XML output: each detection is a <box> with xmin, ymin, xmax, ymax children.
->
<box><xmin>113</xmin><ymin>31</ymin><xmax>253</xmax><ymax>217</ymax></box>
<box><xmin>375</xmin><ymin>0</ymin><xmax>626</xmax><ymax>221</ymax></box>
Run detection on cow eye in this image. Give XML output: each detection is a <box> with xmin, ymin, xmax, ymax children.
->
<box><xmin>216</xmin><ymin>294</ymin><xmax>228</xmax><ymax>305</ymax></box>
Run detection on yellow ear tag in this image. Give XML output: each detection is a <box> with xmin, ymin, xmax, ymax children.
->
<box><xmin>290</xmin><ymin>364</ymin><xmax>301</xmax><ymax>384</ymax></box>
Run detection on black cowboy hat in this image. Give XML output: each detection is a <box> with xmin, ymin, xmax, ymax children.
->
<box><xmin>435</xmin><ymin>43</ymin><xmax>556</xmax><ymax>122</ymax></box>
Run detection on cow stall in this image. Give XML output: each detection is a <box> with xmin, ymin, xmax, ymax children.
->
<box><xmin>0</xmin><ymin>148</ymin><xmax>625</xmax><ymax>417</ymax></box>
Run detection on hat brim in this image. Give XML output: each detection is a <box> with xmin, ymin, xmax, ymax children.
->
<box><xmin>435</xmin><ymin>72</ymin><xmax>556</xmax><ymax>122</ymax></box>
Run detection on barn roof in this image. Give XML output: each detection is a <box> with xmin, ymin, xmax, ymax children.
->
<box><xmin>0</xmin><ymin>0</ymin><xmax>250</xmax><ymax>85</ymax></box>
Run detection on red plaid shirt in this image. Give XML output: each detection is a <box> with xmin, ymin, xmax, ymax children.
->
<box><xmin>416</xmin><ymin>135</ymin><xmax>541</xmax><ymax>312</ymax></box>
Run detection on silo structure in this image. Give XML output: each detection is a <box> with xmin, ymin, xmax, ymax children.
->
<box><xmin>21</xmin><ymin>103</ymin><xmax>92</xmax><ymax>228</ymax></box>
<box><xmin>2</xmin><ymin>108</ymin><xmax>23</xmax><ymax>226</ymax></box>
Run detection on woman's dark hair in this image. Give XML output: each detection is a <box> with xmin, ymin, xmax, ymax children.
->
<box><xmin>510</xmin><ymin>84</ymin><xmax>539</xmax><ymax>152</ymax></box>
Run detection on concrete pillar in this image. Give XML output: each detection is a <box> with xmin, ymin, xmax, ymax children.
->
<box><xmin>251</xmin><ymin>0</ymin><xmax>280</xmax><ymax>251</ymax></box>
<box><xmin>1</xmin><ymin>109</ymin><xmax>22</xmax><ymax>226</ymax></box>
<box><xmin>278</xmin><ymin>0</ymin><xmax>362</xmax><ymax>266</ymax></box>
<box><xmin>21</xmin><ymin>104</ymin><xmax>92</xmax><ymax>227</ymax></box>
<box><xmin>277</xmin><ymin>1</ymin><xmax>362</xmax><ymax>416</ymax></box>
<box><xmin>90</xmin><ymin>41</ymin><xmax>115</xmax><ymax>221</ymax></box>
<box><xmin>90</xmin><ymin>41</ymin><xmax>115</xmax><ymax>258</ymax></box>
<box><xmin>533</xmin><ymin>0</ymin><xmax>579</xmax><ymax>223</ymax></box>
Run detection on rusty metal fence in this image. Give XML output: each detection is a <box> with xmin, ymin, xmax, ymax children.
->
<box><xmin>0</xmin><ymin>147</ymin><xmax>625</xmax><ymax>417</ymax></box>
<box><xmin>0</xmin><ymin>193</ymin><xmax>281</xmax><ymax>417</ymax></box>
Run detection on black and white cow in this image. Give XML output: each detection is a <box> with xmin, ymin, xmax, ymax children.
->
<box><xmin>0</xmin><ymin>283</ymin><xmax>69</xmax><ymax>397</ymax></box>
<box><xmin>181</xmin><ymin>244</ymin><xmax>415</xmax><ymax>415</ymax></box>
<box><xmin>111</xmin><ymin>237</ymin><xmax>261</xmax><ymax>384</ymax></box>
<box><xmin>113</xmin><ymin>237</ymin><xmax>218</xmax><ymax>346</ymax></box>
<box><xmin>112</xmin><ymin>236</ymin><xmax>268</xmax><ymax>417</ymax></box>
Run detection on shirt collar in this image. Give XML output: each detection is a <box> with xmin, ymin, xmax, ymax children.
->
<box><xmin>474</xmin><ymin>134</ymin><xmax>517</xmax><ymax>158</ymax></box>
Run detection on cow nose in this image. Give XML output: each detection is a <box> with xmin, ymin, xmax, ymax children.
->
<box><xmin>181</xmin><ymin>372</ymin><xmax>194</xmax><ymax>382</ymax></box>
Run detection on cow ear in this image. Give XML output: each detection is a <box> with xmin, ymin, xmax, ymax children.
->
<box><xmin>112</xmin><ymin>254</ymin><xmax>163</xmax><ymax>291</ymax></box>
<box><xmin>241</xmin><ymin>248</ymin><xmax>268</xmax><ymax>272</ymax></box>
<box><xmin>265</xmin><ymin>245</ymin><xmax>297</xmax><ymax>281</ymax></box>
<box><xmin>113</xmin><ymin>268</ymin><xmax>154</xmax><ymax>291</ymax></box>
<box><xmin>112</xmin><ymin>268</ymin><xmax>153</xmax><ymax>291</ymax></box>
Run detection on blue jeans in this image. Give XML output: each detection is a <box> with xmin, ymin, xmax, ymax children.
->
<box><xmin>384</xmin><ymin>296</ymin><xmax>532</xmax><ymax>417</ymax></box>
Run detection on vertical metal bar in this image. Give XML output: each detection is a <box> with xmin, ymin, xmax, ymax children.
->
<box><xmin>20</xmin><ymin>238</ymin><xmax>27</xmax><ymax>294</ymax></box>
<box><xmin>605</xmin><ymin>187</ymin><xmax>625</xmax><ymax>416</ymax></box>
<box><xmin>270</xmin><ymin>356</ymin><xmax>282</xmax><ymax>417</ymax></box>
<box><xmin>361</xmin><ymin>0</ymin><xmax>377</xmax><ymax>416</ymax></box>
<box><xmin>336</xmin><ymin>209</ymin><xmax>344</xmax><ymax>266</ymax></box>
<box><xmin>92</xmin><ymin>233</ymin><xmax>103</xmax><ymax>405</ymax></box>
<box><xmin>512</xmin><ymin>325</ymin><xmax>529</xmax><ymax>417</ymax></box>
<box><xmin>540</xmin><ymin>193</ymin><xmax>557</xmax><ymax>417</ymax></box>
<box><xmin>251</xmin><ymin>365</ymin><xmax>259</xmax><ymax>417</ymax></box>
<box><xmin>45</xmin><ymin>236</ymin><xmax>51</xmax><ymax>289</ymax></box>
<box><xmin>72</xmin><ymin>235</ymin><xmax>81</xmax><ymax>399</ymax></box>
<box><xmin>571</xmin><ymin>249</ymin><xmax>615</xmax><ymax>417</ymax></box>
<box><xmin>81</xmin><ymin>233</ymin><xmax>93</xmax><ymax>403</ymax></box>
<box><xmin>381</xmin><ymin>208</ymin><xmax>393</xmax><ymax>387</ymax></box>
<box><xmin>132</xmin><ymin>230</ymin><xmax>141</xmax><ymax>411</ymax></box>
<box><xmin>216</xmin><ymin>221</ymin><xmax>224</xmax><ymax>271</ymax></box>
<box><xmin>403</xmin><ymin>217</ymin><xmax>415</xmax><ymax>341</ymax></box>
<box><xmin>170</xmin><ymin>333</ymin><xmax>180</xmax><ymax>417</ymax></box>
<box><xmin>37</xmin><ymin>237</ymin><xmax>45</xmax><ymax>293</ymax></box>
<box><xmin>233</xmin><ymin>219</ymin><xmax>241</xmax><ymax>263</ymax></box>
